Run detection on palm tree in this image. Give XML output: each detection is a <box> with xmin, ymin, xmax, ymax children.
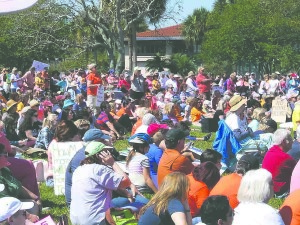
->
<box><xmin>167</xmin><ymin>53</ymin><xmax>196</xmax><ymax>76</ymax></box>
<box><xmin>182</xmin><ymin>7</ymin><xmax>210</xmax><ymax>54</ymax></box>
<box><xmin>146</xmin><ymin>53</ymin><xmax>168</xmax><ymax>71</ymax></box>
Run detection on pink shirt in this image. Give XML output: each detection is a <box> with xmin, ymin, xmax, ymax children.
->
<box><xmin>290</xmin><ymin>160</ymin><xmax>300</xmax><ymax>193</ymax></box>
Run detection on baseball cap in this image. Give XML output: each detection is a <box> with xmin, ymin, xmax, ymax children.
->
<box><xmin>85</xmin><ymin>141</ymin><xmax>113</xmax><ymax>157</ymax></box>
<box><xmin>82</xmin><ymin>129</ymin><xmax>110</xmax><ymax>142</ymax></box>
<box><xmin>0</xmin><ymin>197</ymin><xmax>34</xmax><ymax>222</ymax></box>
<box><xmin>165</xmin><ymin>129</ymin><xmax>189</xmax><ymax>142</ymax></box>
<box><xmin>147</xmin><ymin>123</ymin><xmax>169</xmax><ymax>136</ymax></box>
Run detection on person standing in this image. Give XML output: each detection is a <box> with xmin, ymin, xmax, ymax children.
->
<box><xmin>22</xmin><ymin>67</ymin><xmax>35</xmax><ymax>91</ymax></box>
<box><xmin>186</xmin><ymin>71</ymin><xmax>198</xmax><ymax>97</ymax></box>
<box><xmin>130</xmin><ymin>67</ymin><xmax>145</xmax><ymax>103</ymax></box>
<box><xmin>86</xmin><ymin>63</ymin><xmax>102</xmax><ymax>114</ymax></box>
<box><xmin>196</xmin><ymin>67</ymin><xmax>212</xmax><ymax>100</ymax></box>
<box><xmin>10</xmin><ymin>67</ymin><xmax>20</xmax><ymax>93</ymax></box>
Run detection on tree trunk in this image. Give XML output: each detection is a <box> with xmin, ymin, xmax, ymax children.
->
<box><xmin>107</xmin><ymin>47</ymin><xmax>115</xmax><ymax>70</ymax></box>
<box><xmin>132</xmin><ymin>24</ymin><xmax>137</xmax><ymax>68</ymax></box>
<box><xmin>128</xmin><ymin>27</ymin><xmax>133</xmax><ymax>71</ymax></box>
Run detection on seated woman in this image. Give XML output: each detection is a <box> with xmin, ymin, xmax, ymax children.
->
<box><xmin>162</xmin><ymin>102</ymin><xmax>178</xmax><ymax>125</ymax></box>
<box><xmin>3</xmin><ymin>100</ymin><xmax>27</xmax><ymax>148</ymax></box>
<box><xmin>131</xmin><ymin>107</ymin><xmax>149</xmax><ymax>135</ymax></box>
<box><xmin>96</xmin><ymin>101</ymin><xmax>122</xmax><ymax>139</ymax></box>
<box><xmin>46</xmin><ymin>120</ymin><xmax>80</xmax><ymax>187</ymax></box>
<box><xmin>0</xmin><ymin>144</ymin><xmax>41</xmax><ymax>217</ymax></box>
<box><xmin>34</xmin><ymin>113</ymin><xmax>58</xmax><ymax>150</ymax></box>
<box><xmin>70</xmin><ymin>142</ymin><xmax>131</xmax><ymax>225</ymax></box>
<box><xmin>248</xmin><ymin>107</ymin><xmax>267</xmax><ymax>132</ymax></box>
<box><xmin>139</xmin><ymin>172</ymin><xmax>192</xmax><ymax>225</ymax></box>
<box><xmin>135</xmin><ymin>113</ymin><xmax>158</xmax><ymax>134</ymax></box>
<box><xmin>126</xmin><ymin>133</ymin><xmax>157</xmax><ymax>193</ymax></box>
<box><xmin>188</xmin><ymin>162</ymin><xmax>220</xmax><ymax>218</ymax></box>
<box><xmin>164</xmin><ymin>84</ymin><xmax>174</xmax><ymax>103</ymax></box>
<box><xmin>18</xmin><ymin>109</ymin><xmax>40</xmax><ymax>147</ymax></box>
<box><xmin>73</xmin><ymin>93</ymin><xmax>87</xmax><ymax>113</ymax></box>
<box><xmin>232</xmin><ymin>169</ymin><xmax>284</xmax><ymax>225</ymax></box>
<box><xmin>190</xmin><ymin>98</ymin><xmax>205</xmax><ymax>123</ymax></box>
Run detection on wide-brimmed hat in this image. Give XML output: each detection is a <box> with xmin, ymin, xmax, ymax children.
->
<box><xmin>55</xmin><ymin>95</ymin><xmax>65</xmax><ymax>101</ymax></box>
<box><xmin>6</xmin><ymin>100</ymin><xmax>18</xmax><ymax>111</ymax></box>
<box><xmin>229</xmin><ymin>95</ymin><xmax>247</xmax><ymax>112</ymax></box>
<box><xmin>0</xmin><ymin>197</ymin><xmax>34</xmax><ymax>222</ymax></box>
<box><xmin>87</xmin><ymin>63</ymin><xmax>97</xmax><ymax>70</ymax></box>
<box><xmin>85</xmin><ymin>141</ymin><xmax>113</xmax><ymax>157</ymax></box>
<box><xmin>29</xmin><ymin>99</ymin><xmax>39</xmax><ymax>107</ymax></box>
<box><xmin>42</xmin><ymin>100</ymin><xmax>53</xmax><ymax>107</ymax></box>
<box><xmin>174</xmin><ymin>74</ymin><xmax>181</xmax><ymax>78</ymax></box>
<box><xmin>187</xmin><ymin>71</ymin><xmax>195</xmax><ymax>77</ymax></box>
<box><xmin>63</xmin><ymin>99</ymin><xmax>75</xmax><ymax>109</ymax></box>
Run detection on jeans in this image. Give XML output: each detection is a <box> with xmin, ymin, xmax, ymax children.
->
<box><xmin>111</xmin><ymin>191</ymin><xmax>149</xmax><ymax>212</ymax></box>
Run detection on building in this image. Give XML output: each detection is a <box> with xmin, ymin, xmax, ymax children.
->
<box><xmin>124</xmin><ymin>24</ymin><xmax>188</xmax><ymax>73</ymax></box>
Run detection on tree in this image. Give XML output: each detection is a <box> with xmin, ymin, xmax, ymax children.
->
<box><xmin>146</xmin><ymin>53</ymin><xmax>168</xmax><ymax>71</ymax></box>
<box><xmin>9</xmin><ymin>0</ymin><xmax>181</xmax><ymax>73</ymax></box>
<box><xmin>182</xmin><ymin>7</ymin><xmax>210</xmax><ymax>54</ymax></box>
<box><xmin>167</xmin><ymin>53</ymin><xmax>196</xmax><ymax>76</ymax></box>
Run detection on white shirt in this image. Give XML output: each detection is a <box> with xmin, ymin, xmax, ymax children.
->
<box><xmin>10</xmin><ymin>73</ymin><xmax>19</xmax><ymax>88</ymax></box>
<box><xmin>232</xmin><ymin>202</ymin><xmax>284</xmax><ymax>225</ymax></box>
<box><xmin>225</xmin><ymin>112</ymin><xmax>248</xmax><ymax>132</ymax></box>
<box><xmin>186</xmin><ymin>77</ymin><xmax>198</xmax><ymax>96</ymax></box>
<box><xmin>268</xmin><ymin>79</ymin><xmax>279</xmax><ymax>94</ymax></box>
<box><xmin>159</xmin><ymin>76</ymin><xmax>168</xmax><ymax>89</ymax></box>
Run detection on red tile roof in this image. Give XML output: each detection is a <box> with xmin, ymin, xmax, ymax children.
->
<box><xmin>137</xmin><ymin>24</ymin><xmax>182</xmax><ymax>37</ymax></box>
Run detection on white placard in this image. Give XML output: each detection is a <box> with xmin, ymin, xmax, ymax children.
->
<box><xmin>96</xmin><ymin>85</ymin><xmax>105</xmax><ymax>107</ymax></box>
<box><xmin>51</xmin><ymin>141</ymin><xmax>85</xmax><ymax>195</ymax></box>
<box><xmin>32</xmin><ymin>60</ymin><xmax>50</xmax><ymax>72</ymax></box>
<box><xmin>271</xmin><ymin>97</ymin><xmax>288</xmax><ymax>123</ymax></box>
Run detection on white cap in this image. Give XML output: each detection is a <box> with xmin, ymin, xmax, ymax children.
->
<box><xmin>0</xmin><ymin>184</ymin><xmax>4</xmax><ymax>192</ymax></box>
<box><xmin>0</xmin><ymin>197</ymin><xmax>34</xmax><ymax>221</ymax></box>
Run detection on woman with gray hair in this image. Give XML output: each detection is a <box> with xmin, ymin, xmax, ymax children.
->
<box><xmin>232</xmin><ymin>169</ymin><xmax>284</xmax><ymax>225</ymax></box>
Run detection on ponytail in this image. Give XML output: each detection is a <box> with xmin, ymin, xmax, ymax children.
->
<box><xmin>126</xmin><ymin>149</ymin><xmax>136</xmax><ymax>166</ymax></box>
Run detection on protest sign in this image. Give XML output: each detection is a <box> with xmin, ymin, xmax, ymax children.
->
<box><xmin>34</xmin><ymin>216</ymin><xmax>56</xmax><ymax>225</ymax></box>
<box><xmin>32</xmin><ymin>60</ymin><xmax>50</xmax><ymax>72</ymax></box>
<box><xmin>51</xmin><ymin>141</ymin><xmax>85</xmax><ymax>195</ymax></box>
<box><xmin>271</xmin><ymin>97</ymin><xmax>288</xmax><ymax>123</ymax></box>
<box><xmin>96</xmin><ymin>85</ymin><xmax>104</xmax><ymax>107</ymax></box>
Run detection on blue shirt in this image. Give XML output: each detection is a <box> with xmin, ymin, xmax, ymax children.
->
<box><xmin>138</xmin><ymin>199</ymin><xmax>185</xmax><ymax>225</ymax></box>
<box><xmin>146</xmin><ymin>144</ymin><xmax>163</xmax><ymax>176</ymax></box>
<box><xmin>65</xmin><ymin>149</ymin><xmax>85</xmax><ymax>206</ymax></box>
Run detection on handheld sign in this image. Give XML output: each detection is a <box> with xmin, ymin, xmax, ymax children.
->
<box><xmin>271</xmin><ymin>97</ymin><xmax>287</xmax><ymax>123</ymax></box>
<box><xmin>96</xmin><ymin>85</ymin><xmax>104</xmax><ymax>107</ymax></box>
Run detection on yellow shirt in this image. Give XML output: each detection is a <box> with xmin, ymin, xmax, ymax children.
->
<box><xmin>191</xmin><ymin>107</ymin><xmax>204</xmax><ymax>122</ymax></box>
<box><xmin>35</xmin><ymin>76</ymin><xmax>45</xmax><ymax>88</ymax></box>
<box><xmin>17</xmin><ymin>102</ymin><xmax>24</xmax><ymax>113</ymax></box>
<box><xmin>152</xmin><ymin>80</ymin><xmax>161</xmax><ymax>90</ymax></box>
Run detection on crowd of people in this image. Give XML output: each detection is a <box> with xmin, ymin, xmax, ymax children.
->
<box><xmin>0</xmin><ymin>64</ymin><xmax>300</xmax><ymax>225</ymax></box>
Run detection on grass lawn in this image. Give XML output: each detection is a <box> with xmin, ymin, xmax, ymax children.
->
<box><xmin>38</xmin><ymin>129</ymin><xmax>284</xmax><ymax>223</ymax></box>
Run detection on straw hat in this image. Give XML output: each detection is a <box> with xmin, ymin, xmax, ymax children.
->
<box><xmin>187</xmin><ymin>71</ymin><xmax>195</xmax><ymax>78</ymax></box>
<box><xmin>229</xmin><ymin>95</ymin><xmax>247</xmax><ymax>112</ymax></box>
<box><xmin>29</xmin><ymin>99</ymin><xmax>39</xmax><ymax>107</ymax></box>
<box><xmin>6</xmin><ymin>100</ymin><xmax>18</xmax><ymax>111</ymax></box>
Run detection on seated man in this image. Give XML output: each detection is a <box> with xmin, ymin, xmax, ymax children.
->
<box><xmin>197</xmin><ymin>195</ymin><xmax>233</xmax><ymax>225</ymax></box>
<box><xmin>279</xmin><ymin>189</ymin><xmax>300</xmax><ymax>225</ymax></box>
<box><xmin>157</xmin><ymin>128</ymin><xmax>194</xmax><ymax>187</ymax></box>
<box><xmin>209</xmin><ymin>154</ymin><xmax>260</xmax><ymax>209</ymax></box>
<box><xmin>262</xmin><ymin>129</ymin><xmax>297</xmax><ymax>196</ymax></box>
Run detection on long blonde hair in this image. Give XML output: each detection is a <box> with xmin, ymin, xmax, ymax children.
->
<box><xmin>42</xmin><ymin>113</ymin><xmax>58</xmax><ymax>130</ymax></box>
<box><xmin>140</xmin><ymin>172</ymin><xmax>190</xmax><ymax>216</ymax></box>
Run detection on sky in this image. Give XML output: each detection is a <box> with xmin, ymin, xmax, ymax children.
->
<box><xmin>161</xmin><ymin>0</ymin><xmax>215</xmax><ymax>27</ymax></box>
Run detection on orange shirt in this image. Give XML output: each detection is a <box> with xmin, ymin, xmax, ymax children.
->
<box><xmin>131</xmin><ymin>119</ymin><xmax>142</xmax><ymax>135</ymax></box>
<box><xmin>87</xmin><ymin>72</ymin><xmax>102</xmax><ymax>96</ymax></box>
<box><xmin>116</xmin><ymin>107</ymin><xmax>126</xmax><ymax>117</ymax></box>
<box><xmin>187</xmin><ymin>174</ymin><xmax>210</xmax><ymax>217</ymax></box>
<box><xmin>173</xmin><ymin>104</ymin><xmax>183</xmax><ymax>121</ymax></box>
<box><xmin>190</xmin><ymin>107</ymin><xmax>204</xmax><ymax>122</ymax></box>
<box><xmin>280</xmin><ymin>189</ymin><xmax>300</xmax><ymax>225</ymax></box>
<box><xmin>209</xmin><ymin>173</ymin><xmax>242</xmax><ymax>209</ymax></box>
<box><xmin>157</xmin><ymin>148</ymin><xmax>194</xmax><ymax>187</ymax></box>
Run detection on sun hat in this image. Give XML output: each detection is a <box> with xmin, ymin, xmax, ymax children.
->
<box><xmin>174</xmin><ymin>74</ymin><xmax>181</xmax><ymax>78</ymax></box>
<box><xmin>85</xmin><ymin>141</ymin><xmax>112</xmax><ymax>157</ymax></box>
<box><xmin>87</xmin><ymin>63</ymin><xmax>97</xmax><ymax>70</ymax></box>
<box><xmin>83</xmin><ymin>129</ymin><xmax>110</xmax><ymax>142</ymax></box>
<box><xmin>165</xmin><ymin>128</ymin><xmax>189</xmax><ymax>142</ymax></box>
<box><xmin>6</xmin><ymin>100</ymin><xmax>18</xmax><ymax>111</ymax></box>
<box><xmin>42</xmin><ymin>100</ymin><xmax>53</xmax><ymax>107</ymax></box>
<box><xmin>187</xmin><ymin>71</ymin><xmax>195</xmax><ymax>77</ymax></box>
<box><xmin>0</xmin><ymin>184</ymin><xmax>4</xmax><ymax>192</ymax></box>
<box><xmin>147</xmin><ymin>123</ymin><xmax>169</xmax><ymax>136</ymax></box>
<box><xmin>12</xmin><ymin>67</ymin><xmax>18</xmax><ymax>73</ymax></box>
<box><xmin>20</xmin><ymin>106</ymin><xmax>31</xmax><ymax>114</ymax></box>
<box><xmin>229</xmin><ymin>95</ymin><xmax>247</xmax><ymax>112</ymax></box>
<box><xmin>128</xmin><ymin>133</ymin><xmax>152</xmax><ymax>145</ymax></box>
<box><xmin>62</xmin><ymin>99</ymin><xmax>75</xmax><ymax>109</ymax></box>
<box><xmin>55</xmin><ymin>95</ymin><xmax>65</xmax><ymax>101</ymax></box>
<box><xmin>29</xmin><ymin>99</ymin><xmax>39</xmax><ymax>108</ymax></box>
<box><xmin>0</xmin><ymin>197</ymin><xmax>34</xmax><ymax>222</ymax></box>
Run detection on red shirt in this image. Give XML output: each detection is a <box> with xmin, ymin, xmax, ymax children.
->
<box><xmin>196</xmin><ymin>73</ymin><xmax>211</xmax><ymax>93</ymax></box>
<box><xmin>118</xmin><ymin>79</ymin><xmax>130</xmax><ymax>90</ymax></box>
<box><xmin>87</xmin><ymin>72</ymin><xmax>102</xmax><ymax>96</ymax></box>
<box><xmin>262</xmin><ymin>145</ymin><xmax>296</xmax><ymax>194</ymax></box>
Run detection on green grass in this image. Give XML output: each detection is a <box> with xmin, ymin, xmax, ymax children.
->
<box><xmin>36</xmin><ymin>129</ymin><xmax>284</xmax><ymax>223</ymax></box>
